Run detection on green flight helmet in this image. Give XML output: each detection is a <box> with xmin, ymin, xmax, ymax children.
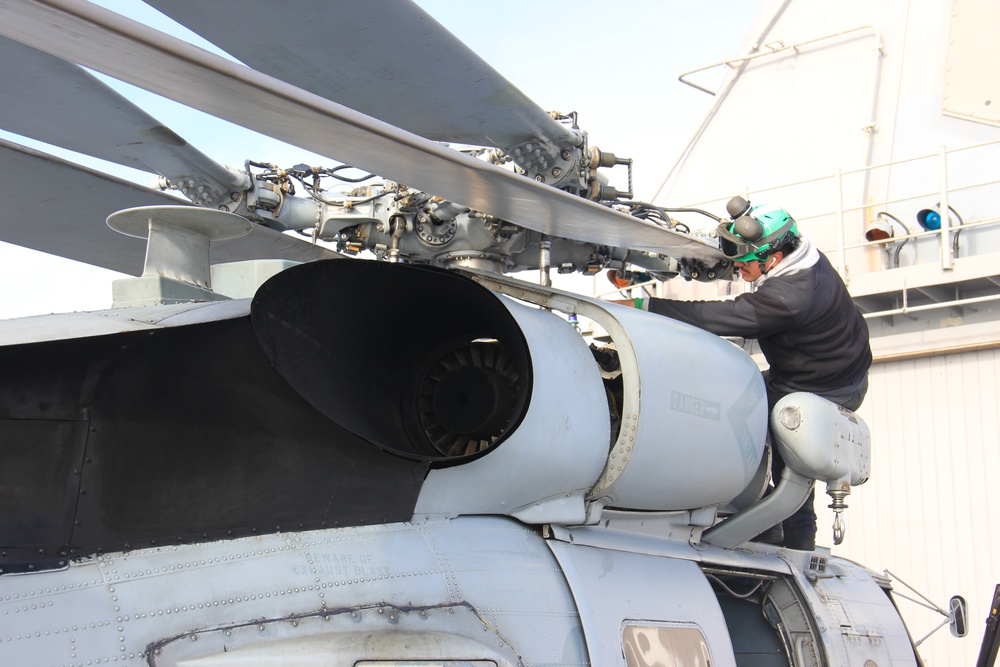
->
<box><xmin>717</xmin><ymin>202</ymin><xmax>798</xmax><ymax>262</ymax></box>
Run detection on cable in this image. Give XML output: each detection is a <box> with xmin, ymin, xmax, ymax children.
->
<box><xmin>706</xmin><ymin>573</ymin><xmax>766</xmax><ymax>600</ymax></box>
<box><xmin>618</xmin><ymin>201</ymin><xmax>699</xmax><ymax>232</ymax></box>
<box><xmin>325</xmin><ymin>164</ymin><xmax>378</xmax><ymax>183</ymax></box>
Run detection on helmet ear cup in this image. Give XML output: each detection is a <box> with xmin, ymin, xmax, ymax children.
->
<box><xmin>726</xmin><ymin>196</ymin><xmax>752</xmax><ymax>219</ymax></box>
<box><xmin>733</xmin><ymin>215</ymin><xmax>764</xmax><ymax>242</ymax></box>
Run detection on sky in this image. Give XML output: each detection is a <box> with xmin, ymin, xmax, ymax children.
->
<box><xmin>0</xmin><ymin>0</ymin><xmax>763</xmax><ymax>318</ymax></box>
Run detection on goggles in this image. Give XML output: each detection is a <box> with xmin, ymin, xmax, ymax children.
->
<box><xmin>717</xmin><ymin>223</ymin><xmax>761</xmax><ymax>261</ymax></box>
<box><xmin>716</xmin><ymin>217</ymin><xmax>796</xmax><ymax>261</ymax></box>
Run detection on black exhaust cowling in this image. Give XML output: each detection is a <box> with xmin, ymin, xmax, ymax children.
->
<box><xmin>251</xmin><ymin>260</ymin><xmax>532</xmax><ymax>463</ymax></box>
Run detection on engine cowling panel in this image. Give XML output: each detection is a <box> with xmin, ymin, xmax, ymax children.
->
<box><xmin>252</xmin><ymin>262</ymin><xmax>767</xmax><ymax>520</ymax></box>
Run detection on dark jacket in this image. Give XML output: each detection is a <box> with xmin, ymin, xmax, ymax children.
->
<box><xmin>647</xmin><ymin>250</ymin><xmax>871</xmax><ymax>394</ymax></box>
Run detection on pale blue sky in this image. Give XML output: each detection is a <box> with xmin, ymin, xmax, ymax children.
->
<box><xmin>0</xmin><ymin>0</ymin><xmax>762</xmax><ymax>317</ymax></box>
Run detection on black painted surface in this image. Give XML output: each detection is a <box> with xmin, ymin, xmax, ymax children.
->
<box><xmin>251</xmin><ymin>260</ymin><xmax>532</xmax><ymax>461</ymax></box>
<box><xmin>0</xmin><ymin>315</ymin><xmax>428</xmax><ymax>571</ymax></box>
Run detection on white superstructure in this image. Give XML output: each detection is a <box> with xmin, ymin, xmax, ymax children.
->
<box><xmin>657</xmin><ymin>1</ymin><xmax>1000</xmax><ymax>664</ymax></box>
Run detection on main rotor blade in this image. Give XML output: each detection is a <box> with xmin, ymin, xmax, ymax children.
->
<box><xmin>0</xmin><ymin>36</ymin><xmax>243</xmax><ymax>195</ymax></box>
<box><xmin>0</xmin><ymin>0</ymin><xmax>722</xmax><ymax>261</ymax></box>
<box><xmin>0</xmin><ymin>139</ymin><xmax>340</xmax><ymax>275</ymax></box>
<box><xmin>145</xmin><ymin>0</ymin><xmax>577</xmax><ymax>152</ymax></box>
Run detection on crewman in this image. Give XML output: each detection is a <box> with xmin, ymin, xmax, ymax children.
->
<box><xmin>616</xmin><ymin>198</ymin><xmax>872</xmax><ymax>550</ymax></box>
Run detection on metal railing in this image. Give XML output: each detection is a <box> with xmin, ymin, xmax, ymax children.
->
<box><xmin>678</xmin><ymin>138</ymin><xmax>1000</xmax><ymax>318</ymax></box>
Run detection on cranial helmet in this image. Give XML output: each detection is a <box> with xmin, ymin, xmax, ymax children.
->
<box><xmin>717</xmin><ymin>199</ymin><xmax>798</xmax><ymax>262</ymax></box>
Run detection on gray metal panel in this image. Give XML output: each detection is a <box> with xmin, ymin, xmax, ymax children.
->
<box><xmin>0</xmin><ymin>293</ymin><xmax>252</xmax><ymax>346</ymax></box>
<box><xmin>0</xmin><ymin>309</ymin><xmax>170</xmax><ymax>346</ymax></box>
<box><xmin>799</xmin><ymin>560</ymin><xmax>919</xmax><ymax>667</ymax></box>
<box><xmin>590</xmin><ymin>301</ymin><xmax>768</xmax><ymax>510</ymax></box>
<box><xmin>0</xmin><ymin>518</ymin><xmax>585</xmax><ymax>666</ymax></box>
<box><xmin>547</xmin><ymin>540</ymin><xmax>737</xmax><ymax>667</ymax></box>
<box><xmin>415</xmin><ymin>294</ymin><xmax>610</xmax><ymax>523</ymax></box>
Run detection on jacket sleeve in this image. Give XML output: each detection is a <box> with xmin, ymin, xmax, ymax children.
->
<box><xmin>646</xmin><ymin>281</ymin><xmax>799</xmax><ymax>338</ymax></box>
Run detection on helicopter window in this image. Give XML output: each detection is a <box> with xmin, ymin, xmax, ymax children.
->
<box><xmin>622</xmin><ymin>622</ymin><xmax>712</xmax><ymax>667</ymax></box>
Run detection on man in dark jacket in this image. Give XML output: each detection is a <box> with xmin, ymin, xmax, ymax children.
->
<box><xmin>618</xmin><ymin>199</ymin><xmax>872</xmax><ymax>550</ymax></box>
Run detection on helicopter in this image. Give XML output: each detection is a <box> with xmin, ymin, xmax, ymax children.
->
<box><xmin>0</xmin><ymin>1</ymin><xmax>973</xmax><ymax>665</ymax></box>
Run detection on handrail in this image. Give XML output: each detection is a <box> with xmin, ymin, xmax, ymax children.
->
<box><xmin>863</xmin><ymin>293</ymin><xmax>1000</xmax><ymax>320</ymax></box>
<box><xmin>848</xmin><ymin>216</ymin><xmax>1000</xmax><ymax>254</ymax></box>
<box><xmin>684</xmin><ymin>138</ymin><xmax>1000</xmax><ymax>214</ymax></box>
<box><xmin>682</xmin><ymin>138</ymin><xmax>1000</xmax><ymax>266</ymax></box>
<box><xmin>678</xmin><ymin>26</ymin><xmax>883</xmax><ymax>98</ymax></box>
<box><xmin>661</xmin><ymin>137</ymin><xmax>1000</xmax><ymax>320</ymax></box>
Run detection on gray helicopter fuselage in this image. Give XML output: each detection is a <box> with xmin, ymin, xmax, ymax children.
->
<box><xmin>0</xmin><ymin>514</ymin><xmax>915</xmax><ymax>667</ymax></box>
<box><xmin>0</xmin><ymin>262</ymin><xmax>918</xmax><ymax>667</ymax></box>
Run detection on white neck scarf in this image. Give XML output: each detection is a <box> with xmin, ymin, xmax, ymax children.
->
<box><xmin>755</xmin><ymin>235</ymin><xmax>820</xmax><ymax>286</ymax></box>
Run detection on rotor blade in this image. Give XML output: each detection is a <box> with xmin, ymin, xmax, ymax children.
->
<box><xmin>0</xmin><ymin>138</ymin><xmax>340</xmax><ymax>275</ymax></box>
<box><xmin>145</xmin><ymin>0</ymin><xmax>577</xmax><ymax>152</ymax></box>
<box><xmin>0</xmin><ymin>35</ymin><xmax>244</xmax><ymax>196</ymax></box>
<box><xmin>0</xmin><ymin>0</ymin><xmax>722</xmax><ymax>261</ymax></box>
